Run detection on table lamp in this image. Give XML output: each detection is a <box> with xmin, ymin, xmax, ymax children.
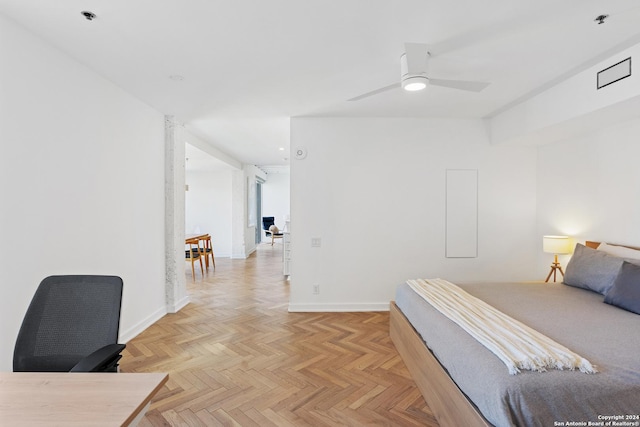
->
<box><xmin>543</xmin><ymin>235</ymin><xmax>572</xmax><ymax>282</ymax></box>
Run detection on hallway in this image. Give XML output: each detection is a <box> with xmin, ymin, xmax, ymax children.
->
<box><xmin>122</xmin><ymin>244</ymin><xmax>436</xmax><ymax>426</ymax></box>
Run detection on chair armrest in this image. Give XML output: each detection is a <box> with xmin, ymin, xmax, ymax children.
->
<box><xmin>70</xmin><ymin>343</ymin><xmax>126</xmax><ymax>372</ymax></box>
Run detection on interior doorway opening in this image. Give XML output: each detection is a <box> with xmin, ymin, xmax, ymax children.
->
<box><xmin>255</xmin><ymin>180</ymin><xmax>263</xmax><ymax>245</ymax></box>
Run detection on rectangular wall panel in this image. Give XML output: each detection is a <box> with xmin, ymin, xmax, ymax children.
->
<box><xmin>446</xmin><ymin>169</ymin><xmax>478</xmax><ymax>258</ymax></box>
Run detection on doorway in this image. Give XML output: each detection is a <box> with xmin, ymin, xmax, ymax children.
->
<box><xmin>255</xmin><ymin>180</ymin><xmax>264</xmax><ymax>245</ymax></box>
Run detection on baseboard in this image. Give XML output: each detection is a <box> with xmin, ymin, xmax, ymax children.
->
<box><xmin>119</xmin><ymin>306</ymin><xmax>167</xmax><ymax>343</ymax></box>
<box><xmin>288</xmin><ymin>302</ymin><xmax>390</xmax><ymax>312</ymax></box>
<box><xmin>231</xmin><ymin>246</ymin><xmax>256</xmax><ymax>259</ymax></box>
<box><xmin>170</xmin><ymin>295</ymin><xmax>191</xmax><ymax>313</ymax></box>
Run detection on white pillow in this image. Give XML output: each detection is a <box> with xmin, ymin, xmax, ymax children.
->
<box><xmin>597</xmin><ymin>242</ymin><xmax>640</xmax><ymax>260</ymax></box>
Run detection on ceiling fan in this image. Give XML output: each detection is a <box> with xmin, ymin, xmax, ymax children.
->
<box><xmin>348</xmin><ymin>43</ymin><xmax>490</xmax><ymax>102</ymax></box>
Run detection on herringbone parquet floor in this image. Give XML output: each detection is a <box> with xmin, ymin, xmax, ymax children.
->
<box><xmin>120</xmin><ymin>243</ymin><xmax>437</xmax><ymax>426</ymax></box>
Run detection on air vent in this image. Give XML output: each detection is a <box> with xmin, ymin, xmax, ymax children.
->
<box><xmin>597</xmin><ymin>57</ymin><xmax>631</xmax><ymax>89</ymax></box>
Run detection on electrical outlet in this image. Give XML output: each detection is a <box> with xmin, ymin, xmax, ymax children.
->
<box><xmin>313</xmin><ymin>284</ymin><xmax>320</xmax><ymax>295</ymax></box>
<box><xmin>311</xmin><ymin>237</ymin><xmax>321</xmax><ymax>247</ymax></box>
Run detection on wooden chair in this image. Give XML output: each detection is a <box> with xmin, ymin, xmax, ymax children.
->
<box><xmin>185</xmin><ymin>238</ymin><xmax>204</xmax><ymax>280</ymax></box>
<box><xmin>268</xmin><ymin>225</ymin><xmax>283</xmax><ymax>246</ymax></box>
<box><xmin>263</xmin><ymin>217</ymin><xmax>284</xmax><ymax>245</ymax></box>
<box><xmin>198</xmin><ymin>234</ymin><xmax>215</xmax><ymax>271</ymax></box>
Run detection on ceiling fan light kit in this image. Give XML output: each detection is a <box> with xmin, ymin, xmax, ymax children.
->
<box><xmin>402</xmin><ymin>76</ymin><xmax>428</xmax><ymax>91</ymax></box>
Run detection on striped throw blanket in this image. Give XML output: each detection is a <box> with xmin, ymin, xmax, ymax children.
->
<box><xmin>406</xmin><ymin>278</ymin><xmax>597</xmax><ymax>375</ymax></box>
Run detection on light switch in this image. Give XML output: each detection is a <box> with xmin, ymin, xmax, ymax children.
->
<box><xmin>311</xmin><ymin>237</ymin><xmax>321</xmax><ymax>247</ymax></box>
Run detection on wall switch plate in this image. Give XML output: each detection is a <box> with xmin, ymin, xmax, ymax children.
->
<box><xmin>311</xmin><ymin>237</ymin><xmax>321</xmax><ymax>247</ymax></box>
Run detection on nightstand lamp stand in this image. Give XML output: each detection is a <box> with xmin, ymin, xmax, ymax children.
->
<box><xmin>543</xmin><ymin>235</ymin><xmax>572</xmax><ymax>282</ymax></box>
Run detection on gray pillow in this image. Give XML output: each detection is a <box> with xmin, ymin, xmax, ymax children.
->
<box><xmin>563</xmin><ymin>243</ymin><xmax>625</xmax><ymax>295</ymax></box>
<box><xmin>604</xmin><ymin>261</ymin><xmax>640</xmax><ymax>315</ymax></box>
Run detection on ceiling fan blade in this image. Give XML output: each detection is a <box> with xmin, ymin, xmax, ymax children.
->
<box><xmin>429</xmin><ymin>78</ymin><xmax>490</xmax><ymax>92</ymax></box>
<box><xmin>347</xmin><ymin>83</ymin><xmax>400</xmax><ymax>102</ymax></box>
<box><xmin>403</xmin><ymin>43</ymin><xmax>429</xmax><ymax>75</ymax></box>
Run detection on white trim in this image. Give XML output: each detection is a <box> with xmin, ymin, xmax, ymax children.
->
<box><xmin>119</xmin><ymin>306</ymin><xmax>167</xmax><ymax>343</ymax></box>
<box><xmin>231</xmin><ymin>246</ymin><xmax>256</xmax><ymax>259</ymax></box>
<box><xmin>120</xmin><ymin>295</ymin><xmax>190</xmax><ymax>344</ymax></box>
<box><xmin>288</xmin><ymin>302</ymin><xmax>390</xmax><ymax>312</ymax></box>
<box><xmin>169</xmin><ymin>295</ymin><xmax>191</xmax><ymax>313</ymax></box>
<box><xmin>211</xmin><ymin>252</ymin><xmax>232</xmax><ymax>258</ymax></box>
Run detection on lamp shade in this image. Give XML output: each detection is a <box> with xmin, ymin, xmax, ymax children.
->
<box><xmin>543</xmin><ymin>235</ymin><xmax>572</xmax><ymax>254</ymax></box>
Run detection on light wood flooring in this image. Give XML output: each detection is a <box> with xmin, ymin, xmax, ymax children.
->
<box><xmin>121</xmin><ymin>243</ymin><xmax>437</xmax><ymax>426</ymax></box>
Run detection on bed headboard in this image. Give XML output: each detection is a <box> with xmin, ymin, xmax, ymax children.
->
<box><xmin>585</xmin><ymin>241</ymin><xmax>640</xmax><ymax>250</ymax></box>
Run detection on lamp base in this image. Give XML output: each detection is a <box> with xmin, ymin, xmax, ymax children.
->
<box><xmin>545</xmin><ymin>261</ymin><xmax>565</xmax><ymax>283</ymax></box>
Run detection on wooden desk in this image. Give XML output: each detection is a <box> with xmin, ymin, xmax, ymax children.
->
<box><xmin>0</xmin><ymin>372</ymin><xmax>168</xmax><ymax>426</ymax></box>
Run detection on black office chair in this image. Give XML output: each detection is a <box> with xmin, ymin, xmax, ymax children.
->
<box><xmin>13</xmin><ymin>275</ymin><xmax>126</xmax><ymax>373</ymax></box>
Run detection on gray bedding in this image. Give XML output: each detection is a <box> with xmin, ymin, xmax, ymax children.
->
<box><xmin>395</xmin><ymin>281</ymin><xmax>640</xmax><ymax>427</ymax></box>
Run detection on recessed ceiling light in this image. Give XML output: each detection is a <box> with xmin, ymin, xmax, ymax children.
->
<box><xmin>81</xmin><ymin>11</ymin><xmax>96</xmax><ymax>21</ymax></box>
<box><xmin>279</xmin><ymin>147</ymin><xmax>285</xmax><ymax>151</ymax></box>
<box><xmin>169</xmin><ymin>75</ymin><xmax>184</xmax><ymax>81</ymax></box>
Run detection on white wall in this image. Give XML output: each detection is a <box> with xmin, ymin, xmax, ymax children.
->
<box><xmin>0</xmin><ymin>14</ymin><xmax>167</xmax><ymax>370</ymax></box>
<box><xmin>183</xmin><ymin>127</ymin><xmax>243</xmax><ymax>170</ymax></box>
<box><xmin>262</xmin><ymin>171</ymin><xmax>290</xmax><ymax>242</ymax></box>
<box><xmin>186</xmin><ymin>170</ymin><xmax>233</xmax><ymax>257</ymax></box>
<box><xmin>290</xmin><ymin>118</ymin><xmax>538</xmax><ymax>311</ymax></box>
<box><xmin>491</xmin><ymin>42</ymin><xmax>640</xmax><ymax>147</ymax></box>
<box><xmin>537</xmin><ymin>117</ymin><xmax>640</xmax><ymax>262</ymax></box>
<box><xmin>488</xmin><ymin>39</ymin><xmax>640</xmax><ymax>272</ymax></box>
<box><xmin>240</xmin><ymin>165</ymin><xmax>267</xmax><ymax>256</ymax></box>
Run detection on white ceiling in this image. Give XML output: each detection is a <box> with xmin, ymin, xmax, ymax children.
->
<box><xmin>2</xmin><ymin>0</ymin><xmax>640</xmax><ymax>167</ymax></box>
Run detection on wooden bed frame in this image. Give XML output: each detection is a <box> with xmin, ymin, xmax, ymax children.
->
<box><xmin>390</xmin><ymin>240</ymin><xmax>638</xmax><ymax>427</ymax></box>
<box><xmin>390</xmin><ymin>301</ymin><xmax>490</xmax><ymax>427</ymax></box>
<box><xmin>585</xmin><ymin>240</ymin><xmax>640</xmax><ymax>250</ymax></box>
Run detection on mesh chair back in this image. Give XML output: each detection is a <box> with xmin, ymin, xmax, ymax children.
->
<box><xmin>13</xmin><ymin>275</ymin><xmax>123</xmax><ymax>372</ymax></box>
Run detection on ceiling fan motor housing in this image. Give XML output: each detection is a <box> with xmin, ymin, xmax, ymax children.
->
<box><xmin>400</xmin><ymin>52</ymin><xmax>429</xmax><ymax>90</ymax></box>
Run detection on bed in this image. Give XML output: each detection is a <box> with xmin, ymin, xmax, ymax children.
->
<box><xmin>390</xmin><ymin>241</ymin><xmax>640</xmax><ymax>427</ymax></box>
